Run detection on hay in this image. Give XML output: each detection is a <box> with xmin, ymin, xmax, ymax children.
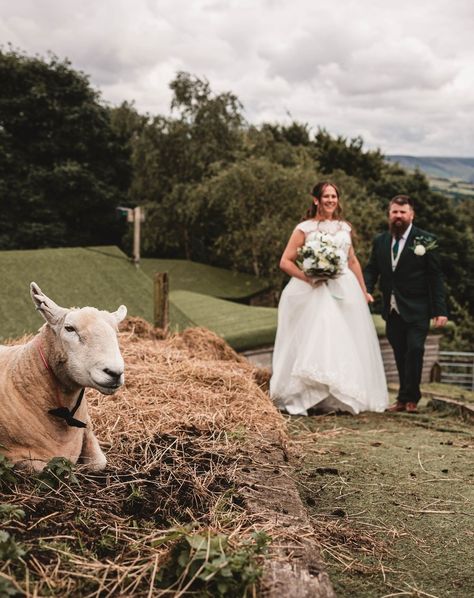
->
<box><xmin>0</xmin><ymin>319</ymin><xmax>286</xmax><ymax>597</ymax></box>
<box><xmin>89</xmin><ymin>323</ymin><xmax>284</xmax><ymax>464</ymax></box>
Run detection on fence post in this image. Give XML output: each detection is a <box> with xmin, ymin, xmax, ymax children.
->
<box><xmin>154</xmin><ymin>272</ymin><xmax>169</xmax><ymax>332</ymax></box>
<box><xmin>133</xmin><ymin>206</ymin><xmax>141</xmax><ymax>265</ymax></box>
<box><xmin>471</xmin><ymin>355</ymin><xmax>474</xmax><ymax>391</ymax></box>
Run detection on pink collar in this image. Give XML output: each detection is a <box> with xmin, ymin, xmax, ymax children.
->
<box><xmin>36</xmin><ymin>342</ymin><xmax>86</xmax><ymax>428</ymax></box>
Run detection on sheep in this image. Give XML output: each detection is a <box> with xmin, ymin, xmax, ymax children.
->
<box><xmin>0</xmin><ymin>282</ymin><xmax>127</xmax><ymax>472</ymax></box>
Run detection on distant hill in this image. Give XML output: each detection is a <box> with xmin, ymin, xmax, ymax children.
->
<box><xmin>386</xmin><ymin>156</ymin><xmax>474</xmax><ymax>183</ymax></box>
<box><xmin>386</xmin><ymin>155</ymin><xmax>474</xmax><ymax>201</ymax></box>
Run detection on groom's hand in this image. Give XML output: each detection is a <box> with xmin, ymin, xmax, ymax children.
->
<box><xmin>433</xmin><ymin>316</ymin><xmax>448</xmax><ymax>327</ymax></box>
<box><xmin>311</xmin><ymin>276</ymin><xmax>329</xmax><ymax>287</ymax></box>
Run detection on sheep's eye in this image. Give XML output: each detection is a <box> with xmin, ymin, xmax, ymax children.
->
<box><xmin>65</xmin><ymin>325</ymin><xmax>76</xmax><ymax>333</ymax></box>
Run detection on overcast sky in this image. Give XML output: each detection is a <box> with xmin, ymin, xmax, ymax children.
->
<box><xmin>2</xmin><ymin>0</ymin><xmax>473</xmax><ymax>156</ymax></box>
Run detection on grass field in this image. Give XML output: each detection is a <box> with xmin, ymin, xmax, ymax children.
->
<box><xmin>170</xmin><ymin>290</ymin><xmax>277</xmax><ymax>350</ymax></box>
<box><xmin>1</xmin><ymin>247</ymin><xmax>409</xmax><ymax>349</ymax></box>
<box><xmin>428</xmin><ymin>176</ymin><xmax>474</xmax><ymax>201</ymax></box>
<box><xmin>0</xmin><ymin>247</ymin><xmax>276</xmax><ymax>349</ymax></box>
<box><xmin>0</xmin><ymin>246</ymin><xmax>153</xmax><ymax>340</ymax></box>
<box><xmin>140</xmin><ymin>258</ymin><xmax>270</xmax><ymax>299</ymax></box>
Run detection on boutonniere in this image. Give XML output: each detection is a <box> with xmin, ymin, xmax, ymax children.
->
<box><xmin>411</xmin><ymin>235</ymin><xmax>438</xmax><ymax>256</ymax></box>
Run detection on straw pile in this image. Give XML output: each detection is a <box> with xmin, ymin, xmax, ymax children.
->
<box><xmin>0</xmin><ymin>318</ymin><xmax>287</xmax><ymax>597</ymax></box>
<box><xmin>89</xmin><ymin>319</ymin><xmax>284</xmax><ymax>458</ymax></box>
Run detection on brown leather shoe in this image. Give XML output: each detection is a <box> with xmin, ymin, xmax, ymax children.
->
<box><xmin>387</xmin><ymin>401</ymin><xmax>406</xmax><ymax>412</ymax></box>
<box><xmin>406</xmin><ymin>402</ymin><xmax>419</xmax><ymax>413</ymax></box>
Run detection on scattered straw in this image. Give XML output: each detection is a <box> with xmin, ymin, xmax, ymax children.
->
<box><xmin>1</xmin><ymin>319</ymin><xmax>286</xmax><ymax>596</ymax></box>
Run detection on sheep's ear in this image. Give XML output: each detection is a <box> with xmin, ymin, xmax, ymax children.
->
<box><xmin>30</xmin><ymin>282</ymin><xmax>67</xmax><ymax>327</ymax></box>
<box><xmin>112</xmin><ymin>305</ymin><xmax>127</xmax><ymax>325</ymax></box>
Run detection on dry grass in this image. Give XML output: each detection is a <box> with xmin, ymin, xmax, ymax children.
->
<box><xmin>0</xmin><ymin>319</ymin><xmax>285</xmax><ymax>597</ymax></box>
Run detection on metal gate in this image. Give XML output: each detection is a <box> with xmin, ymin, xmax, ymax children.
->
<box><xmin>438</xmin><ymin>351</ymin><xmax>474</xmax><ymax>390</ymax></box>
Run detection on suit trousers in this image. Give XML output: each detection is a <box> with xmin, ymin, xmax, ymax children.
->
<box><xmin>386</xmin><ymin>311</ymin><xmax>430</xmax><ymax>404</ymax></box>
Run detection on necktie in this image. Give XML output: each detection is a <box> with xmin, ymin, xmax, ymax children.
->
<box><xmin>392</xmin><ymin>238</ymin><xmax>400</xmax><ymax>259</ymax></box>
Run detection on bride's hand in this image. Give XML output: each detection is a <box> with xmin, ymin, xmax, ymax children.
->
<box><xmin>310</xmin><ymin>276</ymin><xmax>329</xmax><ymax>288</ymax></box>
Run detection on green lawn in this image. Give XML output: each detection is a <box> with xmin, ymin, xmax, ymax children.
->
<box><xmin>0</xmin><ymin>246</ymin><xmax>275</xmax><ymax>349</ymax></box>
<box><xmin>141</xmin><ymin>258</ymin><xmax>278</xmax><ymax>348</ymax></box>
<box><xmin>140</xmin><ymin>258</ymin><xmax>270</xmax><ymax>300</ymax></box>
<box><xmin>0</xmin><ymin>246</ymin><xmax>153</xmax><ymax>340</ymax></box>
<box><xmin>170</xmin><ymin>289</ymin><xmax>277</xmax><ymax>350</ymax></box>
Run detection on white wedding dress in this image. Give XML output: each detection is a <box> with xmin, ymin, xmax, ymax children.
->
<box><xmin>270</xmin><ymin>219</ymin><xmax>388</xmax><ymax>415</ymax></box>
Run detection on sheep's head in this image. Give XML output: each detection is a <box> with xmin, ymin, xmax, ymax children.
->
<box><xmin>30</xmin><ymin>282</ymin><xmax>127</xmax><ymax>394</ymax></box>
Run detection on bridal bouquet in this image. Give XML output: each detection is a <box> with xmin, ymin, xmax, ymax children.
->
<box><xmin>296</xmin><ymin>232</ymin><xmax>344</xmax><ymax>279</ymax></box>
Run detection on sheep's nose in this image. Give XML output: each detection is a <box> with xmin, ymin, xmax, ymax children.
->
<box><xmin>103</xmin><ymin>368</ymin><xmax>123</xmax><ymax>383</ymax></box>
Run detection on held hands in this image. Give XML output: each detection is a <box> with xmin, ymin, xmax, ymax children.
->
<box><xmin>308</xmin><ymin>276</ymin><xmax>329</xmax><ymax>288</ymax></box>
<box><xmin>433</xmin><ymin>316</ymin><xmax>448</xmax><ymax>328</ymax></box>
<box><xmin>366</xmin><ymin>293</ymin><xmax>374</xmax><ymax>303</ymax></box>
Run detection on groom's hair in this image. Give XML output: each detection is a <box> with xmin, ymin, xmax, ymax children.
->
<box><xmin>390</xmin><ymin>194</ymin><xmax>414</xmax><ymax>208</ymax></box>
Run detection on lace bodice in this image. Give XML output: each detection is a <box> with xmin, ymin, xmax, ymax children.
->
<box><xmin>295</xmin><ymin>219</ymin><xmax>352</xmax><ymax>268</ymax></box>
<box><xmin>296</xmin><ymin>219</ymin><xmax>352</xmax><ymax>237</ymax></box>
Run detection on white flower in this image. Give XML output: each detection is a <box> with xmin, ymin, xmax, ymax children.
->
<box><xmin>318</xmin><ymin>256</ymin><xmax>330</xmax><ymax>269</ymax></box>
<box><xmin>296</xmin><ymin>232</ymin><xmax>344</xmax><ymax>278</ymax></box>
<box><xmin>414</xmin><ymin>244</ymin><xmax>426</xmax><ymax>256</ymax></box>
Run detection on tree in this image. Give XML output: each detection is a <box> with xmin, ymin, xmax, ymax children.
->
<box><xmin>121</xmin><ymin>72</ymin><xmax>245</xmax><ymax>209</ymax></box>
<box><xmin>140</xmin><ymin>121</ymin><xmax>319</xmax><ymax>267</ymax></box>
<box><xmin>313</xmin><ymin>129</ymin><xmax>385</xmax><ymax>181</ymax></box>
<box><xmin>0</xmin><ymin>48</ymin><xmax>130</xmax><ymax>249</ymax></box>
<box><xmin>174</xmin><ymin>157</ymin><xmax>318</xmax><ymax>290</ymax></box>
<box><xmin>116</xmin><ymin>72</ymin><xmax>474</xmax><ymax>348</ymax></box>
<box><xmin>169</xmin><ymin>71</ymin><xmax>244</xmax><ymax>163</ymax></box>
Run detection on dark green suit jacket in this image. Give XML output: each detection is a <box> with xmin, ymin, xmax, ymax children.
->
<box><xmin>364</xmin><ymin>225</ymin><xmax>447</xmax><ymax>323</ymax></box>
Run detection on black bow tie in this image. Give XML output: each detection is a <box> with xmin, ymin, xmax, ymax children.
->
<box><xmin>48</xmin><ymin>389</ymin><xmax>86</xmax><ymax>428</ymax></box>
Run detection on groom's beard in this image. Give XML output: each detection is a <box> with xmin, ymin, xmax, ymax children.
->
<box><xmin>389</xmin><ymin>219</ymin><xmax>410</xmax><ymax>239</ymax></box>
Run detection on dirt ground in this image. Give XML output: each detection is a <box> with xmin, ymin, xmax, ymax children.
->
<box><xmin>0</xmin><ymin>324</ymin><xmax>331</xmax><ymax>597</ymax></box>
<box><xmin>287</xmin><ymin>396</ymin><xmax>474</xmax><ymax>598</ymax></box>
<box><xmin>1</xmin><ymin>321</ymin><xmax>472</xmax><ymax>597</ymax></box>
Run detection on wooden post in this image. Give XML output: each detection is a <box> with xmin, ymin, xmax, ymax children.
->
<box><xmin>133</xmin><ymin>206</ymin><xmax>141</xmax><ymax>265</ymax></box>
<box><xmin>154</xmin><ymin>272</ymin><xmax>169</xmax><ymax>332</ymax></box>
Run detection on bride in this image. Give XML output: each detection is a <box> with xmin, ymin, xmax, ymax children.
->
<box><xmin>270</xmin><ymin>182</ymin><xmax>388</xmax><ymax>415</ymax></box>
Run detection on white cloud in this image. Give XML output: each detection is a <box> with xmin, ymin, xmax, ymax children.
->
<box><xmin>1</xmin><ymin>0</ymin><xmax>473</xmax><ymax>156</ymax></box>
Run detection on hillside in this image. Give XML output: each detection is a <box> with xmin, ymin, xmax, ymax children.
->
<box><xmin>0</xmin><ymin>246</ymin><xmax>154</xmax><ymax>340</ymax></box>
<box><xmin>141</xmin><ymin>258</ymin><xmax>269</xmax><ymax>300</ymax></box>
<box><xmin>386</xmin><ymin>155</ymin><xmax>474</xmax><ymax>183</ymax></box>
<box><xmin>0</xmin><ymin>247</ymin><xmax>275</xmax><ymax>349</ymax></box>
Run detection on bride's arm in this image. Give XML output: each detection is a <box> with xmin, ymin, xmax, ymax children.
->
<box><xmin>348</xmin><ymin>246</ymin><xmax>373</xmax><ymax>302</ymax></box>
<box><xmin>279</xmin><ymin>229</ymin><xmax>312</xmax><ymax>283</ymax></box>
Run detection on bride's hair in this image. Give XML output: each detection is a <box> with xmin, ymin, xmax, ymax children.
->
<box><xmin>305</xmin><ymin>181</ymin><xmax>344</xmax><ymax>220</ymax></box>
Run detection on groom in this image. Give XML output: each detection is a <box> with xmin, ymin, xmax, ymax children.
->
<box><xmin>364</xmin><ymin>195</ymin><xmax>448</xmax><ymax>413</ymax></box>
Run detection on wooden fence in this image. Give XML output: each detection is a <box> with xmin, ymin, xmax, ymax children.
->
<box><xmin>437</xmin><ymin>351</ymin><xmax>474</xmax><ymax>390</ymax></box>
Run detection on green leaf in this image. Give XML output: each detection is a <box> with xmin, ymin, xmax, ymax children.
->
<box><xmin>0</xmin><ymin>531</ymin><xmax>26</xmax><ymax>560</ymax></box>
<box><xmin>0</xmin><ymin>503</ymin><xmax>25</xmax><ymax>521</ymax></box>
<box><xmin>187</xmin><ymin>534</ymin><xmax>208</xmax><ymax>550</ymax></box>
